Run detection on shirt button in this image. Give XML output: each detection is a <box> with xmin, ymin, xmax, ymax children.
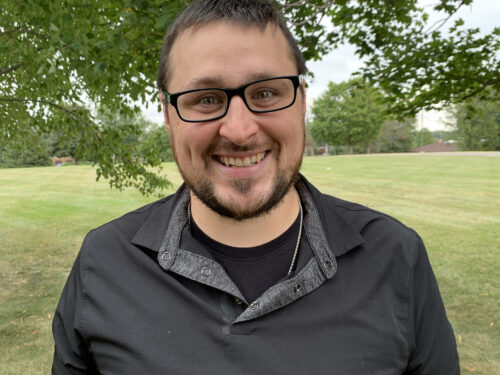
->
<box><xmin>161</xmin><ymin>252</ymin><xmax>171</xmax><ymax>261</ymax></box>
<box><xmin>324</xmin><ymin>260</ymin><xmax>333</xmax><ymax>269</ymax></box>
<box><xmin>234</xmin><ymin>297</ymin><xmax>243</xmax><ymax>305</ymax></box>
<box><xmin>201</xmin><ymin>267</ymin><xmax>211</xmax><ymax>277</ymax></box>
<box><xmin>293</xmin><ymin>284</ymin><xmax>301</xmax><ymax>294</ymax></box>
<box><xmin>250</xmin><ymin>301</ymin><xmax>259</xmax><ymax>310</ymax></box>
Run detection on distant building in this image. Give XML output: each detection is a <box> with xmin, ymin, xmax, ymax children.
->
<box><xmin>317</xmin><ymin>145</ymin><xmax>329</xmax><ymax>156</ymax></box>
<box><xmin>409</xmin><ymin>140</ymin><xmax>458</xmax><ymax>153</ymax></box>
<box><xmin>50</xmin><ymin>156</ymin><xmax>75</xmax><ymax>166</ymax></box>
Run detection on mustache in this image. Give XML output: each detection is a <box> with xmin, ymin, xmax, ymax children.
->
<box><xmin>204</xmin><ymin>139</ymin><xmax>270</xmax><ymax>156</ymax></box>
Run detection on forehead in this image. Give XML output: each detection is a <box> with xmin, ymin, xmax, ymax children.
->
<box><xmin>168</xmin><ymin>21</ymin><xmax>297</xmax><ymax>91</ymax></box>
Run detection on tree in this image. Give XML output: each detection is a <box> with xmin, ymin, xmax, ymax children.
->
<box><xmin>432</xmin><ymin>130</ymin><xmax>457</xmax><ymax>143</ymax></box>
<box><xmin>449</xmin><ymin>97</ymin><xmax>500</xmax><ymax>150</ymax></box>
<box><xmin>309</xmin><ymin>79</ymin><xmax>385</xmax><ymax>153</ymax></box>
<box><xmin>0</xmin><ymin>130</ymin><xmax>51</xmax><ymax>168</ymax></box>
<box><xmin>368</xmin><ymin>118</ymin><xmax>416</xmax><ymax>153</ymax></box>
<box><xmin>412</xmin><ymin>128</ymin><xmax>437</xmax><ymax>148</ymax></box>
<box><xmin>283</xmin><ymin>0</ymin><xmax>500</xmax><ymax>115</ymax></box>
<box><xmin>1</xmin><ymin>0</ymin><xmax>499</xmax><ymax>193</ymax></box>
<box><xmin>138</xmin><ymin>126</ymin><xmax>174</xmax><ymax>163</ymax></box>
<box><xmin>1</xmin><ymin>0</ymin><xmax>179</xmax><ymax>194</ymax></box>
<box><xmin>46</xmin><ymin>130</ymin><xmax>84</xmax><ymax>163</ymax></box>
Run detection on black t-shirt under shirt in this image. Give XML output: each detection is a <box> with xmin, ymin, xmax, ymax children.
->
<box><xmin>190</xmin><ymin>213</ymin><xmax>300</xmax><ymax>303</ymax></box>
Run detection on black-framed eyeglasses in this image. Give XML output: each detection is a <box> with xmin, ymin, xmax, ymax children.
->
<box><xmin>161</xmin><ymin>75</ymin><xmax>304</xmax><ymax>123</ymax></box>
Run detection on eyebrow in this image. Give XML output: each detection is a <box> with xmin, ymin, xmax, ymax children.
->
<box><xmin>183</xmin><ymin>72</ymin><xmax>282</xmax><ymax>91</ymax></box>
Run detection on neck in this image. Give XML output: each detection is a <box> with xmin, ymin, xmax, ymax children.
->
<box><xmin>190</xmin><ymin>188</ymin><xmax>300</xmax><ymax>247</ymax></box>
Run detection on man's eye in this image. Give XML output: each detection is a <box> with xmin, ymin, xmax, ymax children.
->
<box><xmin>254</xmin><ymin>90</ymin><xmax>274</xmax><ymax>100</ymax></box>
<box><xmin>198</xmin><ymin>96</ymin><xmax>221</xmax><ymax>105</ymax></box>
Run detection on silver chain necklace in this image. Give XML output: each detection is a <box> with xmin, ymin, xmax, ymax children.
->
<box><xmin>287</xmin><ymin>188</ymin><xmax>303</xmax><ymax>275</ymax></box>
<box><xmin>187</xmin><ymin>188</ymin><xmax>303</xmax><ymax>276</ymax></box>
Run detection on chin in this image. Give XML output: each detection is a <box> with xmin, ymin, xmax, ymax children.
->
<box><xmin>192</xmin><ymin>171</ymin><xmax>298</xmax><ymax>221</ymax></box>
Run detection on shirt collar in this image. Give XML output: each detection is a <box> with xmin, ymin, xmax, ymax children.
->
<box><xmin>131</xmin><ymin>175</ymin><xmax>364</xmax><ymax>261</ymax></box>
<box><xmin>131</xmin><ymin>184</ymin><xmax>189</xmax><ymax>252</ymax></box>
<box><xmin>299</xmin><ymin>176</ymin><xmax>364</xmax><ymax>257</ymax></box>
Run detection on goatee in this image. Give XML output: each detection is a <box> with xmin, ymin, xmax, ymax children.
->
<box><xmin>189</xmin><ymin>170</ymin><xmax>300</xmax><ymax>221</ymax></box>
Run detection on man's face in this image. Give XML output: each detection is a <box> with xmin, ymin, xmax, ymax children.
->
<box><xmin>162</xmin><ymin>21</ymin><xmax>306</xmax><ymax>220</ymax></box>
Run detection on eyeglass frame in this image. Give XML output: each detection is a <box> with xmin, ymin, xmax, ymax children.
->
<box><xmin>160</xmin><ymin>75</ymin><xmax>304</xmax><ymax>123</ymax></box>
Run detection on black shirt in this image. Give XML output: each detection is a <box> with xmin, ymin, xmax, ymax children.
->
<box><xmin>190</xmin><ymin>213</ymin><xmax>301</xmax><ymax>302</ymax></box>
<box><xmin>52</xmin><ymin>176</ymin><xmax>460</xmax><ymax>374</ymax></box>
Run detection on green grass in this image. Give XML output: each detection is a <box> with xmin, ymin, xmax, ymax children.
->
<box><xmin>1</xmin><ymin>155</ymin><xmax>499</xmax><ymax>374</ymax></box>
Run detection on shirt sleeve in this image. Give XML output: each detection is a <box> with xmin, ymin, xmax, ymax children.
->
<box><xmin>52</xmin><ymin>236</ymin><xmax>97</xmax><ymax>374</ymax></box>
<box><xmin>406</xmin><ymin>235</ymin><xmax>460</xmax><ymax>374</ymax></box>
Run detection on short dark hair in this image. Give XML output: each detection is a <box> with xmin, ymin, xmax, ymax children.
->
<box><xmin>156</xmin><ymin>0</ymin><xmax>307</xmax><ymax>92</ymax></box>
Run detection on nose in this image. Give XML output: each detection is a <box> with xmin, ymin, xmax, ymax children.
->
<box><xmin>218</xmin><ymin>95</ymin><xmax>259</xmax><ymax>146</ymax></box>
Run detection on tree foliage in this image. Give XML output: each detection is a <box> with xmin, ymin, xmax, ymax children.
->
<box><xmin>1</xmin><ymin>0</ymin><xmax>499</xmax><ymax>194</ymax></box>
<box><xmin>432</xmin><ymin>130</ymin><xmax>457</xmax><ymax>143</ymax></box>
<box><xmin>138</xmin><ymin>126</ymin><xmax>174</xmax><ymax>163</ymax></box>
<box><xmin>412</xmin><ymin>127</ymin><xmax>438</xmax><ymax>148</ymax></box>
<box><xmin>282</xmin><ymin>0</ymin><xmax>500</xmax><ymax>115</ymax></box>
<box><xmin>1</xmin><ymin>0</ymin><xmax>180</xmax><ymax>194</ymax></box>
<box><xmin>0</xmin><ymin>130</ymin><xmax>51</xmax><ymax>168</ymax></box>
<box><xmin>449</xmin><ymin>97</ymin><xmax>500</xmax><ymax>151</ymax></box>
<box><xmin>46</xmin><ymin>130</ymin><xmax>85</xmax><ymax>162</ymax></box>
<box><xmin>368</xmin><ymin>118</ymin><xmax>416</xmax><ymax>153</ymax></box>
<box><xmin>309</xmin><ymin>79</ymin><xmax>385</xmax><ymax>153</ymax></box>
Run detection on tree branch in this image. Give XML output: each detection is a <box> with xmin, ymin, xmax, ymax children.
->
<box><xmin>459</xmin><ymin>77</ymin><xmax>500</xmax><ymax>101</ymax></box>
<box><xmin>0</xmin><ymin>62</ymin><xmax>24</xmax><ymax>76</ymax></box>
<box><xmin>425</xmin><ymin>0</ymin><xmax>469</xmax><ymax>34</ymax></box>
<box><xmin>279</xmin><ymin>0</ymin><xmax>336</xmax><ymax>12</ymax></box>
<box><xmin>1</xmin><ymin>25</ymin><xmax>50</xmax><ymax>40</ymax></box>
<box><xmin>0</xmin><ymin>97</ymin><xmax>82</xmax><ymax>120</ymax></box>
<box><xmin>280</xmin><ymin>0</ymin><xmax>336</xmax><ymax>26</ymax></box>
<box><xmin>0</xmin><ymin>26</ymin><xmax>22</xmax><ymax>36</ymax></box>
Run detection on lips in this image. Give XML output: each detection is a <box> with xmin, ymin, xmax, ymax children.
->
<box><xmin>216</xmin><ymin>151</ymin><xmax>267</xmax><ymax>167</ymax></box>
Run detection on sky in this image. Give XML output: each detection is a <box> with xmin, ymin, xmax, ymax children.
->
<box><xmin>143</xmin><ymin>0</ymin><xmax>500</xmax><ymax>131</ymax></box>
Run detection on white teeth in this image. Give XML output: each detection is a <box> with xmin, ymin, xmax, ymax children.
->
<box><xmin>218</xmin><ymin>152</ymin><xmax>266</xmax><ymax>167</ymax></box>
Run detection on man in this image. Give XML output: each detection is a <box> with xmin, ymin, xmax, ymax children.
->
<box><xmin>52</xmin><ymin>0</ymin><xmax>460</xmax><ymax>374</ymax></box>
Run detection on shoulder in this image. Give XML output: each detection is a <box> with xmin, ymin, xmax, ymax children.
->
<box><xmin>85</xmin><ymin>195</ymin><xmax>173</xmax><ymax>245</ymax></box>
<box><xmin>324</xmin><ymin>192</ymin><xmax>419</xmax><ymax>240</ymax></box>
<box><xmin>69</xmin><ymin>191</ymin><xmax>183</xmax><ymax>303</ymax></box>
<box><xmin>304</xmin><ymin>178</ymin><xmax>423</xmax><ymax>264</ymax></box>
<box><xmin>79</xmin><ymin>185</ymin><xmax>185</xmax><ymax>265</ymax></box>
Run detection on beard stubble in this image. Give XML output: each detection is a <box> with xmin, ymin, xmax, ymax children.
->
<box><xmin>170</xmin><ymin>126</ymin><xmax>304</xmax><ymax>221</ymax></box>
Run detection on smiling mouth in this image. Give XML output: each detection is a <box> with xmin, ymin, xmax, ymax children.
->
<box><xmin>216</xmin><ymin>151</ymin><xmax>267</xmax><ymax>167</ymax></box>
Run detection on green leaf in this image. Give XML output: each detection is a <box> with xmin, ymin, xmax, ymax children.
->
<box><xmin>114</xmin><ymin>36</ymin><xmax>130</xmax><ymax>51</ymax></box>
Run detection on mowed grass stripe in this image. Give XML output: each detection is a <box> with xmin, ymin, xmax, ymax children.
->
<box><xmin>0</xmin><ymin>154</ymin><xmax>498</xmax><ymax>374</ymax></box>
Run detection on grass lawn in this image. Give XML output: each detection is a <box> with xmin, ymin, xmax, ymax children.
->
<box><xmin>1</xmin><ymin>154</ymin><xmax>499</xmax><ymax>374</ymax></box>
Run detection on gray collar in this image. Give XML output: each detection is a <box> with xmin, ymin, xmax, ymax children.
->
<box><xmin>131</xmin><ymin>175</ymin><xmax>364</xmax><ymax>261</ymax></box>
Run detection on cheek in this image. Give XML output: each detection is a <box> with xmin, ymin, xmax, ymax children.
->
<box><xmin>282</xmin><ymin>122</ymin><xmax>305</xmax><ymax>159</ymax></box>
<box><xmin>268</xmin><ymin>114</ymin><xmax>304</xmax><ymax>147</ymax></box>
<box><xmin>173</xmin><ymin>125</ymin><xmax>218</xmax><ymax>163</ymax></box>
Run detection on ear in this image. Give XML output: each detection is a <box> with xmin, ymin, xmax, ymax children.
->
<box><xmin>300</xmin><ymin>80</ymin><xmax>307</xmax><ymax>117</ymax></box>
<box><xmin>159</xmin><ymin>92</ymin><xmax>171</xmax><ymax>132</ymax></box>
